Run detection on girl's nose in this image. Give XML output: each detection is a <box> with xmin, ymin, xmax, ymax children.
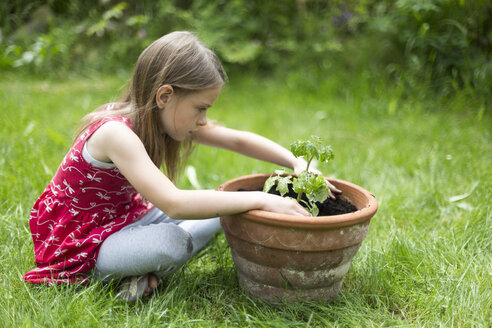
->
<box><xmin>197</xmin><ymin>115</ymin><xmax>207</xmax><ymax>126</ymax></box>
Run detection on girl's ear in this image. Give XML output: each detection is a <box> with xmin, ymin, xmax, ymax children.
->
<box><xmin>156</xmin><ymin>84</ymin><xmax>174</xmax><ymax>109</ymax></box>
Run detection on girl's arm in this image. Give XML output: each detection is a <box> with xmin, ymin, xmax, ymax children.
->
<box><xmin>192</xmin><ymin>125</ymin><xmax>306</xmax><ymax>172</ymax></box>
<box><xmin>191</xmin><ymin>125</ymin><xmax>342</xmax><ymax>196</ymax></box>
<box><xmin>87</xmin><ymin>121</ymin><xmax>309</xmax><ymax>219</ymax></box>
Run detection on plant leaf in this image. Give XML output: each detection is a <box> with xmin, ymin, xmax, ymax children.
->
<box><xmin>319</xmin><ymin>145</ymin><xmax>334</xmax><ymax>163</ymax></box>
<box><xmin>310</xmin><ymin>205</ymin><xmax>319</xmax><ymax>217</ymax></box>
<box><xmin>263</xmin><ymin>176</ymin><xmax>276</xmax><ymax>193</ymax></box>
<box><xmin>276</xmin><ymin>177</ymin><xmax>292</xmax><ymax>196</ymax></box>
<box><xmin>308</xmin><ymin>184</ymin><xmax>329</xmax><ymax>203</ymax></box>
<box><xmin>263</xmin><ymin>171</ymin><xmax>292</xmax><ymax>196</ymax></box>
<box><xmin>292</xmin><ymin>172</ymin><xmax>309</xmax><ymax>195</ymax></box>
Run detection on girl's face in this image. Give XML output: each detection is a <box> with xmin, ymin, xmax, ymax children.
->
<box><xmin>158</xmin><ymin>87</ymin><xmax>221</xmax><ymax>141</ymax></box>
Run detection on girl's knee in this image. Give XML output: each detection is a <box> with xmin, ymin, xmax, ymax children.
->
<box><xmin>154</xmin><ymin>224</ymin><xmax>194</xmax><ymax>264</ymax></box>
<box><xmin>94</xmin><ymin>222</ymin><xmax>194</xmax><ymax>279</ymax></box>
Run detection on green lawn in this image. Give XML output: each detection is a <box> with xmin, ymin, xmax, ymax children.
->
<box><xmin>0</xmin><ymin>72</ymin><xmax>490</xmax><ymax>327</ymax></box>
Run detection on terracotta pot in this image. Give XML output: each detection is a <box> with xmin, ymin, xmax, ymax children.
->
<box><xmin>217</xmin><ymin>173</ymin><xmax>378</xmax><ymax>303</ymax></box>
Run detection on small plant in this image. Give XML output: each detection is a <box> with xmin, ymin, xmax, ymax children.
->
<box><xmin>263</xmin><ymin>136</ymin><xmax>335</xmax><ymax>216</ymax></box>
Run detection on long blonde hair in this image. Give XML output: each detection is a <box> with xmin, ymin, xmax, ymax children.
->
<box><xmin>76</xmin><ymin>31</ymin><xmax>227</xmax><ymax>182</ymax></box>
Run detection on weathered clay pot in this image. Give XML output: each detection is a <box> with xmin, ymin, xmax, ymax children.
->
<box><xmin>218</xmin><ymin>173</ymin><xmax>378</xmax><ymax>303</ymax></box>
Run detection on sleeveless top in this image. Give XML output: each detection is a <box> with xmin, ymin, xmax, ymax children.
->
<box><xmin>24</xmin><ymin>112</ymin><xmax>153</xmax><ymax>284</ymax></box>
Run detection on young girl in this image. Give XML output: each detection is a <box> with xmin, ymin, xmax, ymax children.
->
<box><xmin>25</xmin><ymin>31</ymin><xmax>340</xmax><ymax>301</ymax></box>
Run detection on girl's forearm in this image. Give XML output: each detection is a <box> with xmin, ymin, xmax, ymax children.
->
<box><xmin>232</xmin><ymin>131</ymin><xmax>302</xmax><ymax>169</ymax></box>
<box><xmin>159</xmin><ymin>189</ymin><xmax>266</xmax><ymax>220</ymax></box>
<box><xmin>193</xmin><ymin>126</ymin><xmax>306</xmax><ymax>170</ymax></box>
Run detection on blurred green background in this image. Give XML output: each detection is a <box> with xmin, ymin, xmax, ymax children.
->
<box><xmin>1</xmin><ymin>0</ymin><xmax>491</xmax><ymax>103</ymax></box>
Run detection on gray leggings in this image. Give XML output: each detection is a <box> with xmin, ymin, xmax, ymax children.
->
<box><xmin>94</xmin><ymin>207</ymin><xmax>222</xmax><ymax>282</ymax></box>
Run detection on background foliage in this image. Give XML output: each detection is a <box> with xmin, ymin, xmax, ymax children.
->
<box><xmin>1</xmin><ymin>0</ymin><xmax>491</xmax><ymax>103</ymax></box>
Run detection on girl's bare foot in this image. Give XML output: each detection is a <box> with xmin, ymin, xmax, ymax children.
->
<box><xmin>142</xmin><ymin>273</ymin><xmax>158</xmax><ymax>297</ymax></box>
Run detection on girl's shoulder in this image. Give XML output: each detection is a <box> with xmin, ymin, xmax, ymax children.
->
<box><xmin>78</xmin><ymin>104</ymin><xmax>133</xmax><ymax>143</ymax></box>
<box><xmin>77</xmin><ymin>108</ymin><xmax>137</xmax><ymax>166</ymax></box>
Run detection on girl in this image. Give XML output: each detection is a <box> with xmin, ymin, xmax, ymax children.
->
<box><xmin>25</xmin><ymin>31</ymin><xmax>340</xmax><ymax>302</ymax></box>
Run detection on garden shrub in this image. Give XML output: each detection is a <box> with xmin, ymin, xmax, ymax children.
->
<box><xmin>366</xmin><ymin>0</ymin><xmax>492</xmax><ymax>97</ymax></box>
<box><xmin>0</xmin><ymin>0</ymin><xmax>490</xmax><ymax>102</ymax></box>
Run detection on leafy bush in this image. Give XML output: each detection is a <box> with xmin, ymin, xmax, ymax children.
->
<box><xmin>367</xmin><ymin>0</ymin><xmax>492</xmax><ymax>97</ymax></box>
<box><xmin>1</xmin><ymin>1</ymin><xmax>490</xmax><ymax>101</ymax></box>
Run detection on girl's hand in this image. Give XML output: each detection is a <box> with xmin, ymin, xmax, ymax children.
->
<box><xmin>293</xmin><ymin>157</ymin><xmax>322</xmax><ymax>175</ymax></box>
<box><xmin>292</xmin><ymin>158</ymin><xmax>342</xmax><ymax>199</ymax></box>
<box><xmin>325</xmin><ymin>181</ymin><xmax>342</xmax><ymax>199</ymax></box>
<box><xmin>260</xmin><ymin>192</ymin><xmax>311</xmax><ymax>216</ymax></box>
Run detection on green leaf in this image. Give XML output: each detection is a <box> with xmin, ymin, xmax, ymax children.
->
<box><xmin>263</xmin><ymin>176</ymin><xmax>276</xmax><ymax>193</ymax></box>
<box><xmin>308</xmin><ymin>184</ymin><xmax>329</xmax><ymax>203</ymax></box>
<box><xmin>292</xmin><ymin>172</ymin><xmax>309</xmax><ymax>195</ymax></box>
<box><xmin>310</xmin><ymin>205</ymin><xmax>319</xmax><ymax>217</ymax></box>
<box><xmin>277</xmin><ymin>178</ymin><xmax>291</xmax><ymax>196</ymax></box>
<box><xmin>318</xmin><ymin>145</ymin><xmax>334</xmax><ymax>163</ymax></box>
<box><xmin>103</xmin><ymin>2</ymin><xmax>128</xmax><ymax>20</ymax></box>
<box><xmin>263</xmin><ymin>170</ymin><xmax>292</xmax><ymax>196</ymax></box>
<box><xmin>312</xmin><ymin>174</ymin><xmax>328</xmax><ymax>189</ymax></box>
<box><xmin>290</xmin><ymin>140</ymin><xmax>305</xmax><ymax>158</ymax></box>
<box><xmin>290</xmin><ymin>136</ymin><xmax>334</xmax><ymax>165</ymax></box>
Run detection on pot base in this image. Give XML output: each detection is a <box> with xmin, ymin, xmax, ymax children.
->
<box><xmin>238</xmin><ymin>273</ymin><xmax>344</xmax><ymax>303</ymax></box>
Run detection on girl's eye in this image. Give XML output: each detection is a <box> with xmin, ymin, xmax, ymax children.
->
<box><xmin>198</xmin><ymin>107</ymin><xmax>207</xmax><ymax>112</ymax></box>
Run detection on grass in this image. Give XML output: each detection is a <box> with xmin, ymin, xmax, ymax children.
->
<box><xmin>0</xmin><ymin>70</ymin><xmax>490</xmax><ymax>327</ymax></box>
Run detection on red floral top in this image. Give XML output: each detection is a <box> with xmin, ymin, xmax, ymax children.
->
<box><xmin>25</xmin><ymin>112</ymin><xmax>152</xmax><ymax>284</ymax></box>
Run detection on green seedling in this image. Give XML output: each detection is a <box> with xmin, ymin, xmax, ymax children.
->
<box><xmin>263</xmin><ymin>169</ymin><xmax>292</xmax><ymax>197</ymax></box>
<box><xmin>264</xmin><ymin>136</ymin><xmax>335</xmax><ymax>216</ymax></box>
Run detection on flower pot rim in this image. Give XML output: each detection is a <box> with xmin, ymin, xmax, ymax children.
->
<box><xmin>217</xmin><ymin>173</ymin><xmax>378</xmax><ymax>229</ymax></box>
